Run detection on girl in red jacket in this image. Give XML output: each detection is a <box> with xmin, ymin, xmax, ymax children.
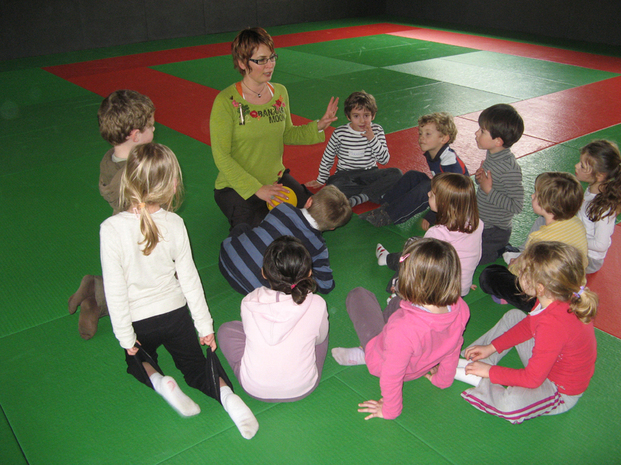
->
<box><xmin>462</xmin><ymin>241</ymin><xmax>598</xmax><ymax>424</ymax></box>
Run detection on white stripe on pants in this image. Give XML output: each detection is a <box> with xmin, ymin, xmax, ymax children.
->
<box><xmin>461</xmin><ymin>309</ymin><xmax>581</xmax><ymax>424</ymax></box>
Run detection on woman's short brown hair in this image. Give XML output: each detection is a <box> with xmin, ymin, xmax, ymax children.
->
<box><xmin>231</xmin><ymin>27</ymin><xmax>275</xmax><ymax>76</ymax></box>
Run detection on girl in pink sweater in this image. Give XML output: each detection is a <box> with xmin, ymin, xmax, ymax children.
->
<box><xmin>332</xmin><ymin>238</ymin><xmax>470</xmax><ymax>420</ymax></box>
<box><xmin>462</xmin><ymin>241</ymin><xmax>598</xmax><ymax>424</ymax></box>
<box><xmin>376</xmin><ymin>173</ymin><xmax>482</xmax><ymax>297</ymax></box>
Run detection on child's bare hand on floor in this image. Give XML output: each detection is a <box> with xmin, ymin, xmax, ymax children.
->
<box><xmin>358</xmin><ymin>398</ymin><xmax>384</xmax><ymax>420</ymax></box>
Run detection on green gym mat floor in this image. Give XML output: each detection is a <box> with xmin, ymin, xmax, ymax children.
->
<box><xmin>2</xmin><ymin>16</ymin><xmax>621</xmax><ymax>464</ymax></box>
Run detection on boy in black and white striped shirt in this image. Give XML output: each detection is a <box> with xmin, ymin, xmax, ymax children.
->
<box><xmin>306</xmin><ymin>91</ymin><xmax>401</xmax><ymax>207</ymax></box>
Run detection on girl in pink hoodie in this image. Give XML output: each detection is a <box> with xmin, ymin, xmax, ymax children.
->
<box><xmin>218</xmin><ymin>236</ymin><xmax>329</xmax><ymax>402</ymax></box>
<box><xmin>332</xmin><ymin>238</ymin><xmax>470</xmax><ymax>420</ymax></box>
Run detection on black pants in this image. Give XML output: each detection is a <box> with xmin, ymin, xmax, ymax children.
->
<box><xmin>126</xmin><ymin>306</ymin><xmax>231</xmax><ymax>402</ymax></box>
<box><xmin>478</xmin><ymin>265</ymin><xmax>536</xmax><ymax>312</ymax></box>
<box><xmin>327</xmin><ymin>167</ymin><xmax>402</xmax><ymax>203</ymax></box>
<box><xmin>479</xmin><ymin>226</ymin><xmax>512</xmax><ymax>266</ymax></box>
<box><xmin>214</xmin><ymin>169</ymin><xmax>311</xmax><ymax>230</ymax></box>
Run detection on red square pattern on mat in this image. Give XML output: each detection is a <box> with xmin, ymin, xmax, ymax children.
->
<box><xmin>46</xmin><ymin>24</ymin><xmax>621</xmax><ymax>177</ymax></box>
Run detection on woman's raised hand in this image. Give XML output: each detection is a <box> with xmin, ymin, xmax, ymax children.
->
<box><xmin>317</xmin><ymin>97</ymin><xmax>339</xmax><ymax>131</ymax></box>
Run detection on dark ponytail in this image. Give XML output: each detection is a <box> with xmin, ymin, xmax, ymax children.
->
<box><xmin>262</xmin><ymin>236</ymin><xmax>316</xmax><ymax>304</ymax></box>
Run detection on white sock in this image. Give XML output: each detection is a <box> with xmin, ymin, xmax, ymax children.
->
<box><xmin>454</xmin><ymin>359</ymin><xmax>482</xmax><ymax>387</ymax></box>
<box><xmin>376</xmin><ymin>243</ymin><xmax>389</xmax><ymax>266</ymax></box>
<box><xmin>150</xmin><ymin>373</ymin><xmax>201</xmax><ymax>417</ymax></box>
<box><xmin>220</xmin><ymin>386</ymin><xmax>259</xmax><ymax>440</ymax></box>
<box><xmin>332</xmin><ymin>347</ymin><xmax>366</xmax><ymax>366</ymax></box>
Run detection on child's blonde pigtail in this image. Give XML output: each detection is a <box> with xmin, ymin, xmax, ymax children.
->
<box><xmin>120</xmin><ymin>143</ymin><xmax>183</xmax><ymax>256</ymax></box>
<box><xmin>137</xmin><ymin>203</ymin><xmax>160</xmax><ymax>256</ymax></box>
<box><xmin>569</xmin><ymin>286</ymin><xmax>598</xmax><ymax>324</ymax></box>
<box><xmin>518</xmin><ymin>241</ymin><xmax>598</xmax><ymax>324</ymax></box>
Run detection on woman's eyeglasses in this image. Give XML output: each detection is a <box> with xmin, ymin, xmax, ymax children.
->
<box><xmin>248</xmin><ymin>54</ymin><xmax>278</xmax><ymax>65</ymax></box>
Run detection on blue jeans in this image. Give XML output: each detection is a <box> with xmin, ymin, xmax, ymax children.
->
<box><xmin>381</xmin><ymin>170</ymin><xmax>432</xmax><ymax>224</ymax></box>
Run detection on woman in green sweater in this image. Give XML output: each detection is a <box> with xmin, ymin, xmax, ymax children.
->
<box><xmin>210</xmin><ymin>27</ymin><xmax>339</xmax><ymax>229</ymax></box>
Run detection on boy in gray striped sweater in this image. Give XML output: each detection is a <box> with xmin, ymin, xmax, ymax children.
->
<box><xmin>306</xmin><ymin>91</ymin><xmax>401</xmax><ymax>207</ymax></box>
<box><xmin>474</xmin><ymin>104</ymin><xmax>525</xmax><ymax>265</ymax></box>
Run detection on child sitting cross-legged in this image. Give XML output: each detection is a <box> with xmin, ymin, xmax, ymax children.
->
<box><xmin>479</xmin><ymin>172</ymin><xmax>587</xmax><ymax>311</ymax></box>
<box><xmin>376</xmin><ymin>173</ymin><xmax>483</xmax><ymax>297</ymax></box>
<box><xmin>305</xmin><ymin>91</ymin><xmax>401</xmax><ymax>207</ymax></box>
<box><xmin>460</xmin><ymin>241</ymin><xmax>597</xmax><ymax>424</ymax></box>
<box><xmin>474</xmin><ymin>104</ymin><xmax>525</xmax><ymax>265</ymax></box>
<box><xmin>574</xmin><ymin>140</ymin><xmax>621</xmax><ymax>273</ymax></box>
<box><xmin>218</xmin><ymin>236</ymin><xmax>329</xmax><ymax>402</ymax></box>
<box><xmin>362</xmin><ymin>112</ymin><xmax>468</xmax><ymax>227</ymax></box>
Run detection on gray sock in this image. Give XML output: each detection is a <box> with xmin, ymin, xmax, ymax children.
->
<box><xmin>349</xmin><ymin>194</ymin><xmax>369</xmax><ymax>207</ymax></box>
<box><xmin>332</xmin><ymin>347</ymin><xmax>366</xmax><ymax>366</ymax></box>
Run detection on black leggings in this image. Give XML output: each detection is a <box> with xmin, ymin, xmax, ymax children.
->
<box><xmin>126</xmin><ymin>306</ymin><xmax>232</xmax><ymax>402</ymax></box>
<box><xmin>478</xmin><ymin>265</ymin><xmax>536</xmax><ymax>312</ymax></box>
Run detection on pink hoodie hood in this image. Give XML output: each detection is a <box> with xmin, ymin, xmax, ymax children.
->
<box><xmin>241</xmin><ymin>287</ymin><xmax>313</xmax><ymax>346</ymax></box>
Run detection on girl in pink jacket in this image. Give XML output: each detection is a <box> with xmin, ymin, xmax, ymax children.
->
<box><xmin>333</xmin><ymin>238</ymin><xmax>470</xmax><ymax>420</ymax></box>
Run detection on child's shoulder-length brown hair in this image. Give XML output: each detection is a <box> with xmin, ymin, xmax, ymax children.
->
<box><xmin>398</xmin><ymin>237</ymin><xmax>461</xmax><ymax>307</ymax></box>
<box><xmin>432</xmin><ymin>173</ymin><xmax>479</xmax><ymax>233</ymax></box>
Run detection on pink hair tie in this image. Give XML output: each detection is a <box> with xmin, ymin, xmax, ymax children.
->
<box><xmin>290</xmin><ymin>283</ymin><xmax>297</xmax><ymax>289</ymax></box>
<box><xmin>399</xmin><ymin>253</ymin><xmax>410</xmax><ymax>263</ymax></box>
<box><xmin>573</xmin><ymin>286</ymin><xmax>585</xmax><ymax>299</ymax></box>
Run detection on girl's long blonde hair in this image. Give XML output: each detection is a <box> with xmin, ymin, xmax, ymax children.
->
<box><xmin>119</xmin><ymin>143</ymin><xmax>183</xmax><ymax>255</ymax></box>
<box><xmin>513</xmin><ymin>241</ymin><xmax>598</xmax><ymax>323</ymax></box>
<box><xmin>431</xmin><ymin>173</ymin><xmax>479</xmax><ymax>233</ymax></box>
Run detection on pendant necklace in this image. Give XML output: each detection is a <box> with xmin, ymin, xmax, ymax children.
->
<box><xmin>242</xmin><ymin>80</ymin><xmax>267</xmax><ymax>98</ymax></box>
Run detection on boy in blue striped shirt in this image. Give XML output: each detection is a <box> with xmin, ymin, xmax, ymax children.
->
<box><xmin>362</xmin><ymin>112</ymin><xmax>468</xmax><ymax>227</ymax></box>
<box><xmin>219</xmin><ymin>185</ymin><xmax>352</xmax><ymax>295</ymax></box>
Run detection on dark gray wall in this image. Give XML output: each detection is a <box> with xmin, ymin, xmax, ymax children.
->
<box><xmin>0</xmin><ymin>0</ymin><xmax>385</xmax><ymax>61</ymax></box>
<box><xmin>386</xmin><ymin>0</ymin><xmax>621</xmax><ymax>47</ymax></box>
<box><xmin>2</xmin><ymin>0</ymin><xmax>618</xmax><ymax>61</ymax></box>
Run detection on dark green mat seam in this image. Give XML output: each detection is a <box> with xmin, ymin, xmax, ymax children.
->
<box><xmin>322</xmin><ymin>374</ymin><xmax>455</xmax><ymax>463</ymax></box>
<box><xmin>0</xmin><ymin>403</ymin><xmax>27</xmax><ymax>464</ymax></box>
